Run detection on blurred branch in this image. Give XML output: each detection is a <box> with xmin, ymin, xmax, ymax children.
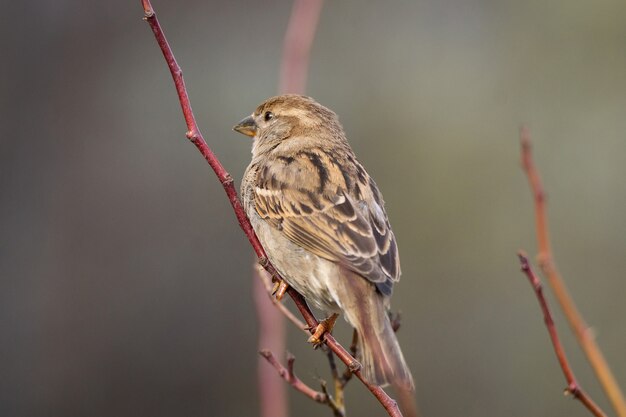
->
<box><xmin>279</xmin><ymin>0</ymin><xmax>324</xmax><ymax>94</ymax></box>
<box><xmin>140</xmin><ymin>2</ymin><xmax>402</xmax><ymax>416</ymax></box>
<box><xmin>325</xmin><ymin>348</ymin><xmax>347</xmax><ymax>415</ymax></box>
<box><xmin>254</xmin><ymin>269</ymin><xmax>288</xmax><ymax>417</ymax></box>
<box><xmin>520</xmin><ymin>127</ymin><xmax>626</xmax><ymax>417</ymax></box>
<box><xmin>254</xmin><ymin>1</ymin><xmax>324</xmax><ymax>416</ymax></box>
<box><xmin>517</xmin><ymin>253</ymin><xmax>607</xmax><ymax>417</ymax></box>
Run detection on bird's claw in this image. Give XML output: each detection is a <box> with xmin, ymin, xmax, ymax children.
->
<box><xmin>271</xmin><ymin>280</ymin><xmax>289</xmax><ymax>301</ymax></box>
<box><xmin>307</xmin><ymin>313</ymin><xmax>339</xmax><ymax>349</ymax></box>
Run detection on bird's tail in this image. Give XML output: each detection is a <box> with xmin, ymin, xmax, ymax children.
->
<box><xmin>335</xmin><ymin>271</ymin><xmax>414</xmax><ymax>390</ymax></box>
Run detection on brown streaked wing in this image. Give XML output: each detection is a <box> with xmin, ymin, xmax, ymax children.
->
<box><xmin>253</xmin><ymin>150</ymin><xmax>399</xmax><ymax>294</ymax></box>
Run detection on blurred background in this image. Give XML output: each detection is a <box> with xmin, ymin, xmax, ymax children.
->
<box><xmin>1</xmin><ymin>1</ymin><xmax>625</xmax><ymax>416</ymax></box>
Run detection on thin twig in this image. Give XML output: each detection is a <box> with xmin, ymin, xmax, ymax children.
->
<box><xmin>140</xmin><ymin>2</ymin><xmax>402</xmax><ymax>416</ymax></box>
<box><xmin>259</xmin><ymin>350</ymin><xmax>327</xmax><ymax>404</ymax></box>
<box><xmin>520</xmin><ymin>127</ymin><xmax>626</xmax><ymax>417</ymax></box>
<box><xmin>517</xmin><ymin>253</ymin><xmax>607</xmax><ymax>417</ymax></box>
<box><xmin>319</xmin><ymin>378</ymin><xmax>346</xmax><ymax>417</ymax></box>
<box><xmin>258</xmin><ymin>349</ymin><xmax>344</xmax><ymax>417</ymax></box>
<box><xmin>341</xmin><ymin>330</ymin><xmax>359</xmax><ymax>386</ymax></box>
<box><xmin>324</xmin><ymin>348</ymin><xmax>346</xmax><ymax>415</ymax></box>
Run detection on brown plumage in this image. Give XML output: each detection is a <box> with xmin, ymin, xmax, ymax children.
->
<box><xmin>235</xmin><ymin>94</ymin><xmax>413</xmax><ymax>390</ymax></box>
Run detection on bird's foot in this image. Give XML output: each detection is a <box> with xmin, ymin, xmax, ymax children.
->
<box><xmin>271</xmin><ymin>280</ymin><xmax>289</xmax><ymax>301</ymax></box>
<box><xmin>307</xmin><ymin>313</ymin><xmax>339</xmax><ymax>348</ymax></box>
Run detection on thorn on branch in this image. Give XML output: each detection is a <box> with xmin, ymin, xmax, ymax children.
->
<box><xmin>567</xmin><ymin>382</ymin><xmax>582</xmax><ymax>398</ymax></box>
<box><xmin>185</xmin><ymin>129</ymin><xmax>198</xmax><ymax>141</ymax></box>
<box><xmin>518</xmin><ymin>251</ymin><xmax>530</xmax><ymax>272</ymax></box>
<box><xmin>348</xmin><ymin>360</ymin><xmax>361</xmax><ymax>372</ymax></box>
<box><xmin>141</xmin><ymin>0</ymin><xmax>154</xmax><ymax>17</ymax></box>
<box><xmin>221</xmin><ymin>173</ymin><xmax>234</xmax><ymax>186</ymax></box>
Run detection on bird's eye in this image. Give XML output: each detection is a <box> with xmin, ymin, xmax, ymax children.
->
<box><xmin>264</xmin><ymin>111</ymin><xmax>274</xmax><ymax>121</ymax></box>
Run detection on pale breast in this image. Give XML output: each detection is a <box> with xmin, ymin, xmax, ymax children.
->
<box><xmin>248</xmin><ymin>208</ymin><xmax>341</xmax><ymax>314</ymax></box>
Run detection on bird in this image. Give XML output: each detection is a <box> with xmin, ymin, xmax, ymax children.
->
<box><xmin>234</xmin><ymin>94</ymin><xmax>413</xmax><ymax>390</ymax></box>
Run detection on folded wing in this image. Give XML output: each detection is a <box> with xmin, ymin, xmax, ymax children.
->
<box><xmin>254</xmin><ymin>149</ymin><xmax>400</xmax><ymax>295</ymax></box>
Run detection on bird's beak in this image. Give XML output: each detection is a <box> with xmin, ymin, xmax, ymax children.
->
<box><xmin>233</xmin><ymin>115</ymin><xmax>258</xmax><ymax>137</ymax></box>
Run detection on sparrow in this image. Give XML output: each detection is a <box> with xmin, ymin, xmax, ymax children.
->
<box><xmin>234</xmin><ymin>94</ymin><xmax>413</xmax><ymax>390</ymax></box>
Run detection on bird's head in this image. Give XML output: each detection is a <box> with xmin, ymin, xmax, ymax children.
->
<box><xmin>233</xmin><ymin>95</ymin><xmax>343</xmax><ymax>155</ymax></box>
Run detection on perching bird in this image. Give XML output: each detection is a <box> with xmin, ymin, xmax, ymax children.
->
<box><xmin>234</xmin><ymin>94</ymin><xmax>413</xmax><ymax>390</ymax></box>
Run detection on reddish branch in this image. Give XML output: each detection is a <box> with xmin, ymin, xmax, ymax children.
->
<box><xmin>259</xmin><ymin>350</ymin><xmax>344</xmax><ymax>417</ymax></box>
<box><xmin>279</xmin><ymin>0</ymin><xmax>324</xmax><ymax>94</ymax></box>
<box><xmin>520</xmin><ymin>128</ymin><xmax>626</xmax><ymax>417</ymax></box>
<box><xmin>517</xmin><ymin>253</ymin><xmax>607</xmax><ymax>417</ymax></box>
<box><xmin>259</xmin><ymin>350</ymin><xmax>327</xmax><ymax>404</ymax></box>
<box><xmin>140</xmin><ymin>2</ymin><xmax>402</xmax><ymax>416</ymax></box>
